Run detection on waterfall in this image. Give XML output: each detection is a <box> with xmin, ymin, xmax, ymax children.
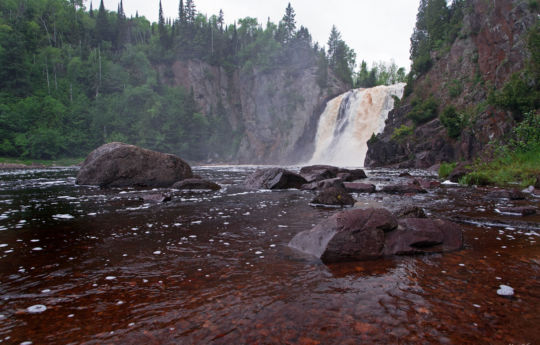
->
<box><xmin>308</xmin><ymin>83</ymin><xmax>405</xmax><ymax>167</ymax></box>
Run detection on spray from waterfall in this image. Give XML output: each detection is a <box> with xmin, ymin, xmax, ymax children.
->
<box><xmin>308</xmin><ymin>83</ymin><xmax>405</xmax><ymax>167</ymax></box>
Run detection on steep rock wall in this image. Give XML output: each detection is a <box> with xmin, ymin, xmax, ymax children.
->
<box><xmin>162</xmin><ymin>58</ymin><xmax>347</xmax><ymax>164</ymax></box>
<box><xmin>366</xmin><ymin>0</ymin><xmax>538</xmax><ymax>169</ymax></box>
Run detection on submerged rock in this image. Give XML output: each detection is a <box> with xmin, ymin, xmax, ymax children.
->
<box><xmin>497</xmin><ymin>207</ymin><xmax>537</xmax><ymax>216</ymax></box>
<box><xmin>383</xmin><ymin>218</ymin><xmax>463</xmax><ymax>255</ymax></box>
<box><xmin>173</xmin><ymin>178</ymin><xmax>221</xmax><ymax>191</ymax></box>
<box><xmin>310</xmin><ymin>186</ymin><xmax>355</xmax><ymax>207</ymax></box>
<box><xmin>289</xmin><ymin>208</ymin><xmax>397</xmax><ymax>262</ymax></box>
<box><xmin>395</xmin><ymin>205</ymin><xmax>427</xmax><ymax>219</ymax></box>
<box><xmin>76</xmin><ymin>142</ymin><xmax>192</xmax><ymax>188</ymax></box>
<box><xmin>381</xmin><ymin>184</ymin><xmax>427</xmax><ymax>194</ymax></box>
<box><xmin>289</xmin><ymin>208</ymin><xmax>463</xmax><ymax>263</ymax></box>
<box><xmin>343</xmin><ymin>182</ymin><xmax>376</xmax><ymax>193</ymax></box>
<box><xmin>138</xmin><ymin>193</ymin><xmax>172</xmax><ymax>203</ymax></box>
<box><xmin>244</xmin><ymin>168</ymin><xmax>306</xmax><ymax>189</ymax></box>
<box><xmin>486</xmin><ymin>189</ymin><xmax>526</xmax><ymax>200</ymax></box>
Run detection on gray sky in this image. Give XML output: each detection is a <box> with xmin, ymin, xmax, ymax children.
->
<box><xmin>89</xmin><ymin>0</ymin><xmax>419</xmax><ymax>69</ymax></box>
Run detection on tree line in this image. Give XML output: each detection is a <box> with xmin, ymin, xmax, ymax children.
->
<box><xmin>0</xmin><ymin>0</ymin><xmax>404</xmax><ymax>161</ymax></box>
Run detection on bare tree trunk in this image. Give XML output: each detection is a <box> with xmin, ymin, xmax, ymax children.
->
<box><xmin>45</xmin><ymin>59</ymin><xmax>50</xmax><ymax>95</ymax></box>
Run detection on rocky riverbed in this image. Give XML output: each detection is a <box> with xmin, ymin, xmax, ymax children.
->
<box><xmin>0</xmin><ymin>166</ymin><xmax>538</xmax><ymax>344</ymax></box>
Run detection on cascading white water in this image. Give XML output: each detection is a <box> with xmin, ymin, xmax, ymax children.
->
<box><xmin>308</xmin><ymin>83</ymin><xmax>405</xmax><ymax>167</ymax></box>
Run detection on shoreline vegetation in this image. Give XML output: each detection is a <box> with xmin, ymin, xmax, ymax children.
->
<box><xmin>0</xmin><ymin>157</ymin><xmax>83</xmax><ymax>169</ymax></box>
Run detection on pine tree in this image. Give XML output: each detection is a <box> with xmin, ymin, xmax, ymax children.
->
<box><xmin>96</xmin><ymin>0</ymin><xmax>109</xmax><ymax>43</ymax></box>
<box><xmin>158</xmin><ymin>0</ymin><xmax>168</xmax><ymax>48</ymax></box>
<box><xmin>186</xmin><ymin>0</ymin><xmax>196</xmax><ymax>24</ymax></box>
<box><xmin>281</xmin><ymin>3</ymin><xmax>296</xmax><ymax>43</ymax></box>
<box><xmin>327</xmin><ymin>25</ymin><xmax>341</xmax><ymax>67</ymax></box>
<box><xmin>179</xmin><ymin>0</ymin><xmax>186</xmax><ymax>23</ymax></box>
<box><xmin>218</xmin><ymin>9</ymin><xmax>224</xmax><ymax>31</ymax></box>
<box><xmin>89</xmin><ymin>1</ymin><xmax>94</xmax><ymax>18</ymax></box>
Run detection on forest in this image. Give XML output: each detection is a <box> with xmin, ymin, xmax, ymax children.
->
<box><xmin>0</xmin><ymin>0</ymin><xmax>406</xmax><ymax>161</ymax></box>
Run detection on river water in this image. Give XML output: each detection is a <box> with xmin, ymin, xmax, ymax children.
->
<box><xmin>0</xmin><ymin>166</ymin><xmax>538</xmax><ymax>344</ymax></box>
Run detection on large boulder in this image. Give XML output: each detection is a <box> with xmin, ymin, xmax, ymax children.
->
<box><xmin>76</xmin><ymin>142</ymin><xmax>192</xmax><ymax>188</ymax></box>
<box><xmin>244</xmin><ymin>168</ymin><xmax>306</xmax><ymax>189</ymax></box>
<box><xmin>337</xmin><ymin>168</ymin><xmax>367</xmax><ymax>181</ymax></box>
<box><xmin>299</xmin><ymin>165</ymin><xmax>339</xmax><ymax>183</ymax></box>
<box><xmin>310</xmin><ymin>186</ymin><xmax>355</xmax><ymax>207</ymax></box>
<box><xmin>343</xmin><ymin>182</ymin><xmax>376</xmax><ymax>193</ymax></box>
<box><xmin>289</xmin><ymin>208</ymin><xmax>463</xmax><ymax>263</ymax></box>
<box><xmin>289</xmin><ymin>208</ymin><xmax>397</xmax><ymax>263</ymax></box>
<box><xmin>173</xmin><ymin>178</ymin><xmax>221</xmax><ymax>191</ymax></box>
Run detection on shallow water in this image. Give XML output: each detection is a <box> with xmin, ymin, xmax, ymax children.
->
<box><xmin>0</xmin><ymin>166</ymin><xmax>538</xmax><ymax>344</ymax></box>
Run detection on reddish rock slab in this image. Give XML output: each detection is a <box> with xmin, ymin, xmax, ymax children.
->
<box><xmin>343</xmin><ymin>182</ymin><xmax>376</xmax><ymax>193</ymax></box>
<box><xmin>338</xmin><ymin>168</ymin><xmax>368</xmax><ymax>181</ymax></box>
<box><xmin>299</xmin><ymin>165</ymin><xmax>339</xmax><ymax>183</ymax></box>
<box><xmin>381</xmin><ymin>184</ymin><xmax>427</xmax><ymax>194</ymax></box>
<box><xmin>244</xmin><ymin>168</ymin><xmax>306</xmax><ymax>190</ymax></box>
<box><xmin>76</xmin><ymin>142</ymin><xmax>192</xmax><ymax>188</ymax></box>
<box><xmin>383</xmin><ymin>218</ymin><xmax>463</xmax><ymax>256</ymax></box>
<box><xmin>289</xmin><ymin>208</ymin><xmax>398</xmax><ymax>263</ymax></box>
<box><xmin>486</xmin><ymin>189</ymin><xmax>526</xmax><ymax>200</ymax></box>
<box><xmin>395</xmin><ymin>206</ymin><xmax>427</xmax><ymax>219</ymax></box>
<box><xmin>138</xmin><ymin>193</ymin><xmax>172</xmax><ymax>203</ymax></box>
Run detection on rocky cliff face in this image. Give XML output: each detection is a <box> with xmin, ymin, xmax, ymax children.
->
<box><xmin>366</xmin><ymin>0</ymin><xmax>538</xmax><ymax>169</ymax></box>
<box><xmin>162</xmin><ymin>54</ymin><xmax>347</xmax><ymax>164</ymax></box>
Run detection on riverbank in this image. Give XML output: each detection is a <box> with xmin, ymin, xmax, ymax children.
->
<box><xmin>0</xmin><ymin>157</ymin><xmax>83</xmax><ymax>169</ymax></box>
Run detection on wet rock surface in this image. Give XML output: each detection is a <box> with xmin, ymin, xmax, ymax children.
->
<box><xmin>172</xmin><ymin>178</ymin><xmax>221</xmax><ymax>191</ymax></box>
<box><xmin>244</xmin><ymin>168</ymin><xmax>306</xmax><ymax>189</ymax></box>
<box><xmin>289</xmin><ymin>208</ymin><xmax>463</xmax><ymax>263</ymax></box>
<box><xmin>310</xmin><ymin>186</ymin><xmax>355</xmax><ymax>207</ymax></box>
<box><xmin>1</xmin><ymin>166</ymin><xmax>539</xmax><ymax>345</ymax></box>
<box><xmin>381</xmin><ymin>183</ymin><xmax>427</xmax><ymax>194</ymax></box>
<box><xmin>76</xmin><ymin>142</ymin><xmax>192</xmax><ymax>188</ymax></box>
<box><xmin>343</xmin><ymin>182</ymin><xmax>376</xmax><ymax>193</ymax></box>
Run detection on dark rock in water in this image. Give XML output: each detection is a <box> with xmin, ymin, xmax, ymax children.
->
<box><xmin>448</xmin><ymin>162</ymin><xmax>472</xmax><ymax>182</ymax></box>
<box><xmin>301</xmin><ymin>178</ymin><xmax>344</xmax><ymax>191</ymax></box>
<box><xmin>138</xmin><ymin>193</ymin><xmax>172</xmax><ymax>203</ymax></box>
<box><xmin>310</xmin><ymin>186</ymin><xmax>355</xmax><ymax>207</ymax></box>
<box><xmin>498</xmin><ymin>207</ymin><xmax>537</xmax><ymax>216</ymax></box>
<box><xmin>173</xmin><ymin>178</ymin><xmax>221</xmax><ymax>191</ymax></box>
<box><xmin>338</xmin><ymin>168</ymin><xmax>367</xmax><ymax>181</ymax></box>
<box><xmin>395</xmin><ymin>206</ymin><xmax>427</xmax><ymax>219</ymax></box>
<box><xmin>486</xmin><ymin>189</ymin><xmax>526</xmax><ymax>200</ymax></box>
<box><xmin>383</xmin><ymin>218</ymin><xmax>463</xmax><ymax>256</ymax></box>
<box><xmin>289</xmin><ymin>208</ymin><xmax>397</xmax><ymax>263</ymax></box>
<box><xmin>244</xmin><ymin>168</ymin><xmax>306</xmax><ymax>189</ymax></box>
<box><xmin>299</xmin><ymin>165</ymin><xmax>339</xmax><ymax>183</ymax></box>
<box><xmin>289</xmin><ymin>209</ymin><xmax>463</xmax><ymax>263</ymax></box>
<box><xmin>76</xmin><ymin>142</ymin><xmax>192</xmax><ymax>188</ymax></box>
<box><xmin>343</xmin><ymin>182</ymin><xmax>376</xmax><ymax>193</ymax></box>
<box><xmin>381</xmin><ymin>184</ymin><xmax>427</xmax><ymax>194</ymax></box>
<box><xmin>416</xmin><ymin>179</ymin><xmax>441</xmax><ymax>189</ymax></box>
<box><xmin>399</xmin><ymin>172</ymin><xmax>412</xmax><ymax>177</ymax></box>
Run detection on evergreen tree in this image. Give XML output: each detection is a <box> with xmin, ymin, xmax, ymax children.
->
<box><xmin>281</xmin><ymin>3</ymin><xmax>296</xmax><ymax>43</ymax></box>
<box><xmin>89</xmin><ymin>1</ymin><xmax>94</xmax><ymax>18</ymax></box>
<box><xmin>218</xmin><ymin>9</ymin><xmax>224</xmax><ymax>31</ymax></box>
<box><xmin>158</xmin><ymin>0</ymin><xmax>168</xmax><ymax>48</ymax></box>
<box><xmin>96</xmin><ymin>0</ymin><xmax>109</xmax><ymax>43</ymax></box>
<box><xmin>178</xmin><ymin>0</ymin><xmax>186</xmax><ymax>24</ymax></box>
<box><xmin>186</xmin><ymin>0</ymin><xmax>196</xmax><ymax>24</ymax></box>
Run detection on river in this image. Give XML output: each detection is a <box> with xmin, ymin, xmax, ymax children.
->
<box><xmin>0</xmin><ymin>166</ymin><xmax>538</xmax><ymax>344</ymax></box>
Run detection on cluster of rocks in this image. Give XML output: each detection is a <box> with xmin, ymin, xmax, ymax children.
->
<box><xmin>243</xmin><ymin>165</ymin><xmax>439</xmax><ymax>207</ymax></box>
<box><xmin>76</xmin><ymin>143</ymin><xmax>536</xmax><ymax>265</ymax></box>
<box><xmin>289</xmin><ymin>206</ymin><xmax>463</xmax><ymax>263</ymax></box>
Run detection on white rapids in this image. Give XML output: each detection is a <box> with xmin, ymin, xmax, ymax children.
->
<box><xmin>308</xmin><ymin>83</ymin><xmax>405</xmax><ymax>167</ymax></box>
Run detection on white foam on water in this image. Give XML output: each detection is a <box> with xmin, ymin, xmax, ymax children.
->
<box><xmin>31</xmin><ymin>247</ymin><xmax>43</xmax><ymax>251</ymax></box>
<box><xmin>153</xmin><ymin>251</ymin><xmax>161</xmax><ymax>255</ymax></box>
<box><xmin>26</xmin><ymin>304</ymin><xmax>47</xmax><ymax>314</ymax></box>
<box><xmin>497</xmin><ymin>285</ymin><xmax>514</xmax><ymax>296</ymax></box>
<box><xmin>52</xmin><ymin>214</ymin><xmax>74</xmax><ymax>220</ymax></box>
<box><xmin>105</xmin><ymin>276</ymin><xmax>116</xmax><ymax>280</ymax></box>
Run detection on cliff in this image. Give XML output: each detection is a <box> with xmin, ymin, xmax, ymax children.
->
<box><xmin>366</xmin><ymin>0</ymin><xmax>539</xmax><ymax>169</ymax></box>
<box><xmin>162</xmin><ymin>52</ymin><xmax>348</xmax><ymax>164</ymax></box>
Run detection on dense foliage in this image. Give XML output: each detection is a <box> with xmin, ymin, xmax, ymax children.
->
<box><xmin>408</xmin><ymin>96</ymin><xmax>438</xmax><ymax>125</ymax></box>
<box><xmin>0</xmin><ymin>0</ymin><xmax>357</xmax><ymax>161</ymax></box>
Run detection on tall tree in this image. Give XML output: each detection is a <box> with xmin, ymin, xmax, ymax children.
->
<box><xmin>95</xmin><ymin>0</ymin><xmax>109</xmax><ymax>43</ymax></box>
<box><xmin>186</xmin><ymin>0</ymin><xmax>196</xmax><ymax>24</ymax></box>
<box><xmin>217</xmin><ymin>9</ymin><xmax>224</xmax><ymax>31</ymax></box>
<box><xmin>281</xmin><ymin>3</ymin><xmax>296</xmax><ymax>43</ymax></box>
<box><xmin>327</xmin><ymin>25</ymin><xmax>341</xmax><ymax>67</ymax></box>
<box><xmin>178</xmin><ymin>0</ymin><xmax>185</xmax><ymax>24</ymax></box>
<box><xmin>158</xmin><ymin>0</ymin><xmax>167</xmax><ymax>48</ymax></box>
<box><xmin>89</xmin><ymin>1</ymin><xmax>94</xmax><ymax>18</ymax></box>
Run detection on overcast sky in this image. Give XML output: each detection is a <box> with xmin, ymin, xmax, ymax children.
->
<box><xmin>87</xmin><ymin>0</ymin><xmax>420</xmax><ymax>69</ymax></box>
